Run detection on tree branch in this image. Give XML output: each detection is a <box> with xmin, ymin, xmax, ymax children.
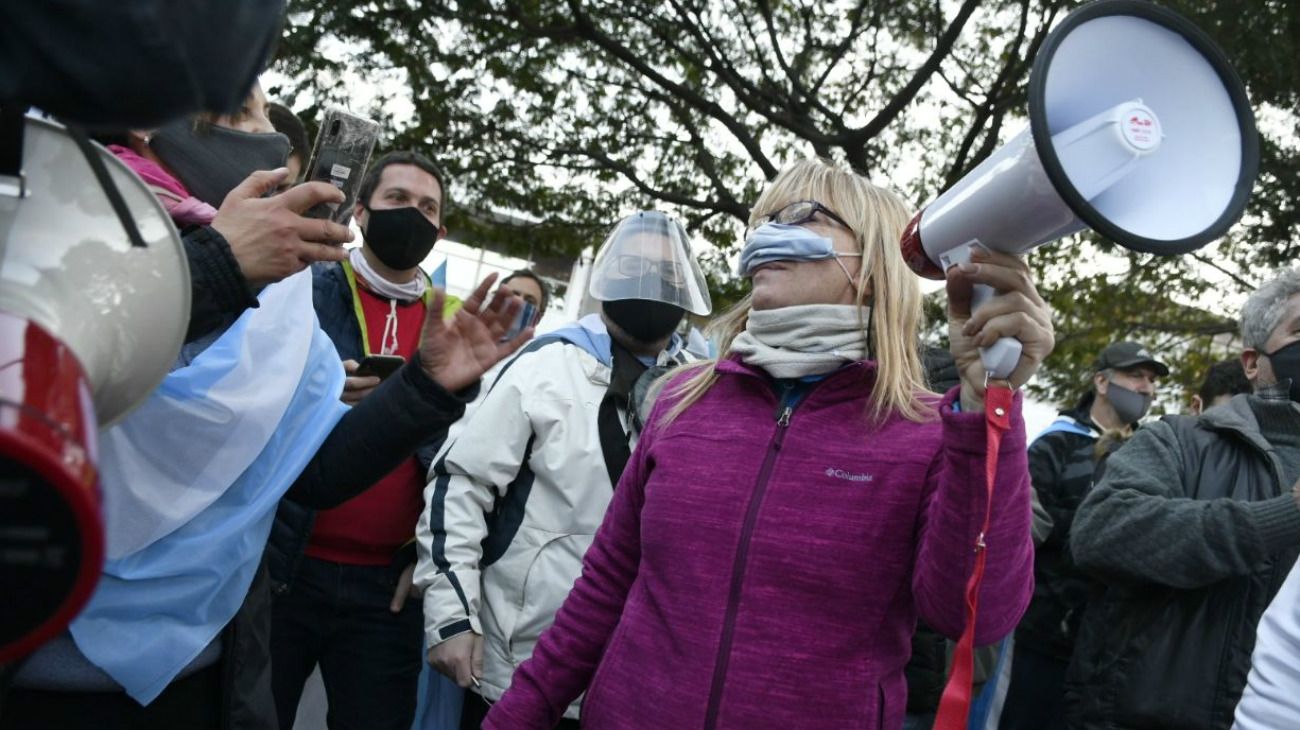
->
<box><xmin>846</xmin><ymin>0</ymin><xmax>984</xmax><ymax>146</ymax></box>
<box><xmin>559</xmin><ymin>0</ymin><xmax>779</xmax><ymax>178</ymax></box>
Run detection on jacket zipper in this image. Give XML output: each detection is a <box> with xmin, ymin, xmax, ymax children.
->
<box><xmin>702</xmin><ymin>395</ymin><xmax>795</xmax><ymax>729</ymax></box>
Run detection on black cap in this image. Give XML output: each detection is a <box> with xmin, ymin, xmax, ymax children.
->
<box><xmin>1094</xmin><ymin>341</ymin><xmax>1170</xmax><ymax>377</ymax></box>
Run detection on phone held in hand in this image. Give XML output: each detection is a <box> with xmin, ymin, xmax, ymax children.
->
<box><xmin>303</xmin><ymin>108</ymin><xmax>381</xmax><ymax>223</ymax></box>
<box><xmin>355</xmin><ymin>354</ymin><xmax>405</xmax><ymax>380</ymax></box>
<box><xmin>500</xmin><ymin>301</ymin><xmax>537</xmax><ymax>343</ymax></box>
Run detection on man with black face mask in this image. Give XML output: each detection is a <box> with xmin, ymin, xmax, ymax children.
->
<box><xmin>265</xmin><ymin>150</ymin><xmax>467</xmax><ymax>730</ymax></box>
<box><xmin>417</xmin><ymin>211</ymin><xmax>712</xmax><ymax>728</ymax></box>
<box><xmin>1065</xmin><ymin>267</ymin><xmax>1300</xmax><ymax>730</ymax></box>
<box><xmin>999</xmin><ymin>340</ymin><xmax>1165</xmax><ymax>730</ymax></box>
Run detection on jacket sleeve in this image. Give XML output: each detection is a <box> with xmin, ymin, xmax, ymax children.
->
<box><xmin>1028</xmin><ymin>433</ymin><xmax>1072</xmax><ymax>550</ymax></box>
<box><xmin>413</xmin><ymin>359</ymin><xmax>537</xmax><ymax>646</ymax></box>
<box><xmin>1030</xmin><ymin>487</ymin><xmax>1053</xmax><ymax>548</ymax></box>
<box><xmin>1234</xmin><ymin>557</ymin><xmax>1300</xmax><ymax>730</ymax></box>
<box><xmin>482</xmin><ymin>396</ymin><xmax>658</xmax><ymax>729</ymax></box>
<box><xmin>912</xmin><ymin>389</ymin><xmax>1035</xmax><ymax>646</ymax></box>
<box><xmin>283</xmin><ymin>360</ymin><xmax>477</xmax><ymax>509</ymax></box>
<box><xmin>183</xmin><ymin>226</ymin><xmax>258</xmax><ymax>343</ymax></box>
<box><xmin>1070</xmin><ymin>420</ymin><xmax>1300</xmax><ymax>589</ymax></box>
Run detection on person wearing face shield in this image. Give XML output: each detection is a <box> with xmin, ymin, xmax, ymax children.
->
<box><xmin>416</xmin><ymin>211</ymin><xmax>711</xmax><ymax>728</ymax></box>
<box><xmin>264</xmin><ymin>150</ymin><xmax>469</xmax><ymax>730</ymax></box>
<box><xmin>1066</xmin><ymin>267</ymin><xmax>1300</xmax><ymax>730</ymax></box>
<box><xmin>999</xmin><ymin>340</ymin><xmax>1166</xmax><ymax>730</ymax></box>
<box><xmin>5</xmin><ymin>90</ymin><xmax>531</xmax><ymax>729</ymax></box>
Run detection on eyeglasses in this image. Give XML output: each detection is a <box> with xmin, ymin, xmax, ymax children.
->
<box><xmin>753</xmin><ymin>200</ymin><xmax>854</xmax><ymax>234</ymax></box>
<box><xmin>614</xmin><ymin>255</ymin><xmax>687</xmax><ymax>286</ymax></box>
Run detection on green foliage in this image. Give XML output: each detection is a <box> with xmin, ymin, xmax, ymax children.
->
<box><xmin>272</xmin><ymin>0</ymin><xmax>1299</xmax><ymax>404</ymax></box>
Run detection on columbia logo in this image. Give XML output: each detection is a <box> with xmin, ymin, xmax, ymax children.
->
<box><xmin>825</xmin><ymin>468</ymin><xmax>873</xmax><ymax>483</ymax></box>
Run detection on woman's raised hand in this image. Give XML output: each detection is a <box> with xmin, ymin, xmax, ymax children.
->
<box><xmin>945</xmin><ymin>248</ymin><xmax>1055</xmax><ymax>411</ymax></box>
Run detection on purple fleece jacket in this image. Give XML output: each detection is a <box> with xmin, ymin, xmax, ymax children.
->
<box><xmin>486</xmin><ymin>357</ymin><xmax>1034</xmax><ymax>730</ymax></box>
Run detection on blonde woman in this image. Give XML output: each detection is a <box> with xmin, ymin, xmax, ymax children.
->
<box><xmin>484</xmin><ymin>158</ymin><xmax>1053</xmax><ymax>730</ymax></box>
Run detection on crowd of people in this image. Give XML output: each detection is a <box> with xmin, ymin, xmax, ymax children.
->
<box><xmin>3</xmin><ymin>26</ymin><xmax>1300</xmax><ymax>730</ymax></box>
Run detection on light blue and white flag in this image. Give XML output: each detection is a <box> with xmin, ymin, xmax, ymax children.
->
<box><xmin>70</xmin><ymin>269</ymin><xmax>348</xmax><ymax>704</ymax></box>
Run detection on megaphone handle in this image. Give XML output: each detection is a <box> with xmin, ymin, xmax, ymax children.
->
<box><xmin>940</xmin><ymin>242</ymin><xmax>1023</xmax><ymax>381</ymax></box>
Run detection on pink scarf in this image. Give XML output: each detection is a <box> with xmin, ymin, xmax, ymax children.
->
<box><xmin>108</xmin><ymin>145</ymin><xmax>218</xmax><ymax>227</ymax></box>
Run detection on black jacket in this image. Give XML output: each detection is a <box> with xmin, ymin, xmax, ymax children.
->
<box><xmin>1065</xmin><ymin>395</ymin><xmax>1300</xmax><ymax>730</ymax></box>
<box><xmin>1016</xmin><ymin>406</ymin><xmax>1101</xmax><ymax>660</ymax></box>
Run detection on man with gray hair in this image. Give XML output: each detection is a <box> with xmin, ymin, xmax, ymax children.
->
<box><xmin>1063</xmin><ymin>267</ymin><xmax>1300</xmax><ymax>730</ymax></box>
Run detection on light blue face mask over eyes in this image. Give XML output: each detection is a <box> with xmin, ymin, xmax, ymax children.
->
<box><xmin>738</xmin><ymin>222</ymin><xmax>862</xmax><ymax>278</ymax></box>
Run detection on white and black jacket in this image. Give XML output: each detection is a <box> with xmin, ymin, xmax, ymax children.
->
<box><xmin>414</xmin><ymin>314</ymin><xmax>693</xmax><ymax>719</ymax></box>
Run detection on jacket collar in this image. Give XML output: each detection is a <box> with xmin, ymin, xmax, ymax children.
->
<box><xmin>715</xmin><ymin>354</ymin><xmax>877</xmax><ymax>399</ymax></box>
<box><xmin>1198</xmin><ymin>392</ymin><xmax>1278</xmax><ymax>457</ymax></box>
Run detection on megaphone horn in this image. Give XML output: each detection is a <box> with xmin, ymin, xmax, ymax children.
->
<box><xmin>901</xmin><ymin>0</ymin><xmax>1259</xmax><ymax>379</ymax></box>
<box><xmin>0</xmin><ymin>115</ymin><xmax>190</xmax><ymax>662</ymax></box>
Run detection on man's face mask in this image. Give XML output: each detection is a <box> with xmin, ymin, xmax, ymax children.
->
<box><xmin>1106</xmin><ymin>378</ymin><xmax>1153</xmax><ymax>424</ymax></box>
<box><xmin>362</xmin><ymin>206</ymin><xmax>441</xmax><ymax>271</ymax></box>
<box><xmin>1265</xmin><ymin>339</ymin><xmax>1300</xmax><ymax>403</ymax></box>
<box><xmin>603</xmin><ymin>299</ymin><xmax>685</xmax><ymax>343</ymax></box>
<box><xmin>149</xmin><ymin>121</ymin><xmax>290</xmax><ymax>207</ymax></box>
<box><xmin>739</xmin><ymin>223</ymin><xmax>862</xmax><ymax>288</ymax></box>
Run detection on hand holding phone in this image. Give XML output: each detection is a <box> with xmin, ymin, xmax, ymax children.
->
<box><xmin>302</xmin><ymin>108</ymin><xmax>381</xmax><ymax>223</ymax></box>
<box><xmin>355</xmin><ymin>354</ymin><xmax>406</xmax><ymax>380</ymax></box>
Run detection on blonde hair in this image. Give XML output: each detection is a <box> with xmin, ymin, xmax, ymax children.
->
<box><xmin>661</xmin><ymin>158</ymin><xmax>932</xmax><ymax>425</ymax></box>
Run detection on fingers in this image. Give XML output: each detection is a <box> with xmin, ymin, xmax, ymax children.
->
<box><xmin>293</xmin><ymin>216</ymin><xmax>354</xmax><ymax>245</ymax></box>
<box><xmin>429</xmin><ymin>635</ymin><xmax>476</xmax><ymax>686</ymax></box>
<box><xmin>344</xmin><ymin>375</ymin><xmax>382</xmax><ymax>390</ymax></box>
<box><xmin>945</xmin><ymin>249</ymin><xmax>1055</xmax><ymax>392</ymax></box>
<box><xmin>422</xmin><ymin>288</ymin><xmax>448</xmax><ymax>338</ymax></box>
<box><xmin>222</xmin><ymin>168</ymin><xmax>290</xmax><ymax>206</ymax></box>
<box><xmin>961</xmin><ymin>291</ymin><xmax>1052</xmax><ymax>339</ymax></box>
<box><xmin>342</xmin><ymin>359</ymin><xmax>360</xmax><ymax>374</ymax></box>
<box><xmin>295</xmin><ymin>242</ymin><xmax>349</xmax><ymax>266</ymax></box>
<box><xmin>390</xmin><ymin>564</ymin><xmax>415</xmax><ymax>613</ymax></box>
<box><xmin>487</xmin><ymin>295</ymin><xmax>524</xmax><ymax>339</ymax></box>
<box><xmin>341</xmin><ymin>376</ymin><xmax>381</xmax><ymax>405</ymax></box>
<box><xmin>278</xmin><ymin>180</ymin><xmax>346</xmax><ymax>215</ymax></box>
<box><xmin>950</xmin><ymin>251</ymin><xmax>1043</xmax><ymax>304</ymax></box>
<box><xmin>484</xmin><ymin>285</ymin><xmax>513</xmax><ymax>315</ymax></box>
<box><xmin>945</xmin><ymin>269</ymin><xmax>976</xmax><ymax>320</ymax></box>
<box><xmin>471</xmin><ymin>634</ymin><xmax>484</xmax><ymax>683</ymax></box>
<box><xmin>462</xmin><ymin>273</ymin><xmax>500</xmax><ymax>316</ymax></box>
<box><xmin>430</xmin><ymin>287</ymin><xmax>447</xmax><ymax>322</ymax></box>
<box><xmin>968</xmin><ymin>310</ymin><xmax>1042</xmax><ymax>349</ymax></box>
<box><xmin>454</xmin><ymin>656</ymin><xmax>475</xmax><ymax>689</ymax></box>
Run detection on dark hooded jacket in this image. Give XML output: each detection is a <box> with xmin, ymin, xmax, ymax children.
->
<box><xmin>1066</xmin><ymin>393</ymin><xmax>1300</xmax><ymax>730</ymax></box>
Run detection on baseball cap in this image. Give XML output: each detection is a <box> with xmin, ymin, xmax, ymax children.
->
<box><xmin>1095</xmin><ymin>341</ymin><xmax>1170</xmax><ymax>376</ymax></box>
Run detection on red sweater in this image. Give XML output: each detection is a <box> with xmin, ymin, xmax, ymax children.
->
<box><xmin>306</xmin><ymin>285</ymin><xmax>428</xmax><ymax>565</ymax></box>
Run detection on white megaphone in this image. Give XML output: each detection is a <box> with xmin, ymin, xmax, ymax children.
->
<box><xmin>0</xmin><ymin>114</ymin><xmax>190</xmax><ymax>662</ymax></box>
<box><xmin>901</xmin><ymin>0</ymin><xmax>1259</xmax><ymax>379</ymax></box>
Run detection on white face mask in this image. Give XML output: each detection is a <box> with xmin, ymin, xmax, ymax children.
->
<box><xmin>739</xmin><ymin>223</ymin><xmax>862</xmax><ymax>284</ymax></box>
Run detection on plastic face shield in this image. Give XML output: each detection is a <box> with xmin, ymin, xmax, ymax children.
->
<box><xmin>587</xmin><ymin>211</ymin><xmax>713</xmax><ymax>316</ymax></box>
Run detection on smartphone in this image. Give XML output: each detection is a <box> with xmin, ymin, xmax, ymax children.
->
<box><xmin>500</xmin><ymin>301</ymin><xmax>537</xmax><ymax>342</ymax></box>
<box><xmin>355</xmin><ymin>354</ymin><xmax>405</xmax><ymax>380</ymax></box>
<box><xmin>302</xmin><ymin>108</ymin><xmax>381</xmax><ymax>223</ymax></box>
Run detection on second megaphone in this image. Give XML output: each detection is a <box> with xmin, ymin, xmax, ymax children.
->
<box><xmin>901</xmin><ymin>0</ymin><xmax>1258</xmax><ymax>379</ymax></box>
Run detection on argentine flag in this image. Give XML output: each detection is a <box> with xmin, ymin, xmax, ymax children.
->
<box><xmin>71</xmin><ymin>269</ymin><xmax>348</xmax><ymax>704</ymax></box>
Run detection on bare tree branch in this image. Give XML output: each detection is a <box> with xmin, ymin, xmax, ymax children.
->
<box><xmin>846</xmin><ymin>0</ymin><xmax>983</xmax><ymax>147</ymax></box>
<box><xmin>558</xmin><ymin>0</ymin><xmax>780</xmax><ymax>177</ymax></box>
